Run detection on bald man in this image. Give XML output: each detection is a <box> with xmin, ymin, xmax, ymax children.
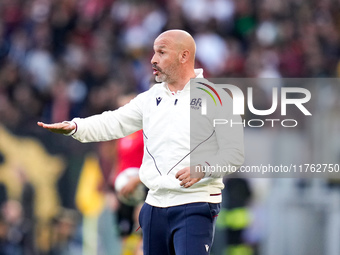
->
<box><xmin>38</xmin><ymin>30</ymin><xmax>244</xmax><ymax>255</ymax></box>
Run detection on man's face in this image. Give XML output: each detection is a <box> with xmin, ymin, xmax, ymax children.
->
<box><xmin>151</xmin><ymin>37</ymin><xmax>180</xmax><ymax>83</ymax></box>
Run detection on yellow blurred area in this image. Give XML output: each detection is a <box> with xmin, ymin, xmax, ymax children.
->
<box><xmin>76</xmin><ymin>154</ymin><xmax>105</xmax><ymax>216</ymax></box>
<box><xmin>227</xmin><ymin>244</ymin><xmax>254</xmax><ymax>255</ymax></box>
<box><xmin>0</xmin><ymin>125</ymin><xmax>64</xmax><ymax>221</ymax></box>
<box><xmin>122</xmin><ymin>234</ymin><xmax>143</xmax><ymax>255</ymax></box>
<box><xmin>216</xmin><ymin>208</ymin><xmax>251</xmax><ymax>230</ymax></box>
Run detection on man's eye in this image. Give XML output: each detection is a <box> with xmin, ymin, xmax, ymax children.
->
<box><xmin>160</xmin><ymin>51</ymin><xmax>164</xmax><ymax>54</ymax></box>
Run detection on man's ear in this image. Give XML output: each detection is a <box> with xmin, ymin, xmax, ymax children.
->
<box><xmin>179</xmin><ymin>50</ymin><xmax>190</xmax><ymax>63</ymax></box>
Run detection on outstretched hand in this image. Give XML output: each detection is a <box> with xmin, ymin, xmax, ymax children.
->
<box><xmin>37</xmin><ymin>121</ymin><xmax>76</xmax><ymax>135</ymax></box>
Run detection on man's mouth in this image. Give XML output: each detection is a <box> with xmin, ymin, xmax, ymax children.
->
<box><xmin>152</xmin><ymin>65</ymin><xmax>161</xmax><ymax>75</ymax></box>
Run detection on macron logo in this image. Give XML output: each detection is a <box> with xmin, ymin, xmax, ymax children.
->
<box><xmin>156</xmin><ymin>97</ymin><xmax>162</xmax><ymax>106</ymax></box>
<box><xmin>205</xmin><ymin>244</ymin><xmax>209</xmax><ymax>252</ymax></box>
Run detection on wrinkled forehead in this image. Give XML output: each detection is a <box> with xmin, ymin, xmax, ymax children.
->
<box><xmin>153</xmin><ymin>35</ymin><xmax>177</xmax><ymax>50</ymax></box>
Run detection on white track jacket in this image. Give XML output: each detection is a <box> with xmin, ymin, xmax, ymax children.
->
<box><xmin>70</xmin><ymin>69</ymin><xmax>244</xmax><ymax>207</ymax></box>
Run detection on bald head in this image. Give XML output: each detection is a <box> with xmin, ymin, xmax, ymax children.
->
<box><xmin>151</xmin><ymin>30</ymin><xmax>197</xmax><ymax>89</ymax></box>
<box><xmin>155</xmin><ymin>29</ymin><xmax>196</xmax><ymax>64</ymax></box>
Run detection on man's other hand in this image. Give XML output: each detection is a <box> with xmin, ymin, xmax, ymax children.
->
<box><xmin>175</xmin><ymin>166</ymin><xmax>204</xmax><ymax>188</ymax></box>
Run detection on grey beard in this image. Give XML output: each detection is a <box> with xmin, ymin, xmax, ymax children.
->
<box><xmin>155</xmin><ymin>73</ymin><xmax>166</xmax><ymax>83</ymax></box>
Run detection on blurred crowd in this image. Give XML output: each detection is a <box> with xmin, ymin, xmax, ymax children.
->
<box><xmin>0</xmin><ymin>0</ymin><xmax>340</xmax><ymax>131</ymax></box>
<box><xmin>0</xmin><ymin>0</ymin><xmax>340</xmax><ymax>254</ymax></box>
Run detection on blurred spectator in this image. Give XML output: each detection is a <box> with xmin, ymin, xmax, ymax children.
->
<box><xmin>195</xmin><ymin>30</ymin><xmax>229</xmax><ymax>76</ymax></box>
<box><xmin>50</xmin><ymin>208</ymin><xmax>81</xmax><ymax>255</ymax></box>
<box><xmin>1</xmin><ymin>200</ymin><xmax>25</xmax><ymax>255</ymax></box>
<box><xmin>16</xmin><ymin>167</ymin><xmax>36</xmax><ymax>255</ymax></box>
<box><xmin>0</xmin><ymin>214</ymin><xmax>11</xmax><ymax>255</ymax></box>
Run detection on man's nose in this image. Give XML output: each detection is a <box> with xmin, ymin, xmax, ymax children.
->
<box><xmin>151</xmin><ymin>54</ymin><xmax>157</xmax><ymax>65</ymax></box>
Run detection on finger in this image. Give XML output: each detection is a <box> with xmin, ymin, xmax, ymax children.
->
<box><xmin>38</xmin><ymin>121</ymin><xmax>72</xmax><ymax>129</ymax></box>
<box><xmin>184</xmin><ymin>178</ymin><xmax>201</xmax><ymax>188</ymax></box>
<box><xmin>183</xmin><ymin>182</ymin><xmax>191</xmax><ymax>188</ymax></box>
<box><xmin>177</xmin><ymin>168</ymin><xmax>191</xmax><ymax>180</ymax></box>
<box><xmin>175</xmin><ymin>169</ymin><xmax>185</xmax><ymax>179</ymax></box>
<box><xmin>180</xmin><ymin>178</ymin><xmax>190</xmax><ymax>186</ymax></box>
<box><xmin>183</xmin><ymin>179</ymin><xmax>195</xmax><ymax>188</ymax></box>
<box><xmin>184</xmin><ymin>183</ymin><xmax>192</xmax><ymax>188</ymax></box>
<box><xmin>181</xmin><ymin>179</ymin><xmax>191</xmax><ymax>187</ymax></box>
<box><xmin>177</xmin><ymin>172</ymin><xmax>189</xmax><ymax>181</ymax></box>
<box><xmin>38</xmin><ymin>122</ymin><xmax>61</xmax><ymax>129</ymax></box>
<box><xmin>49</xmin><ymin>123</ymin><xmax>68</xmax><ymax>129</ymax></box>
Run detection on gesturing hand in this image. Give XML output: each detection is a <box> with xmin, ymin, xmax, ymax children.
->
<box><xmin>175</xmin><ymin>166</ymin><xmax>205</xmax><ymax>188</ymax></box>
<box><xmin>37</xmin><ymin>121</ymin><xmax>76</xmax><ymax>135</ymax></box>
